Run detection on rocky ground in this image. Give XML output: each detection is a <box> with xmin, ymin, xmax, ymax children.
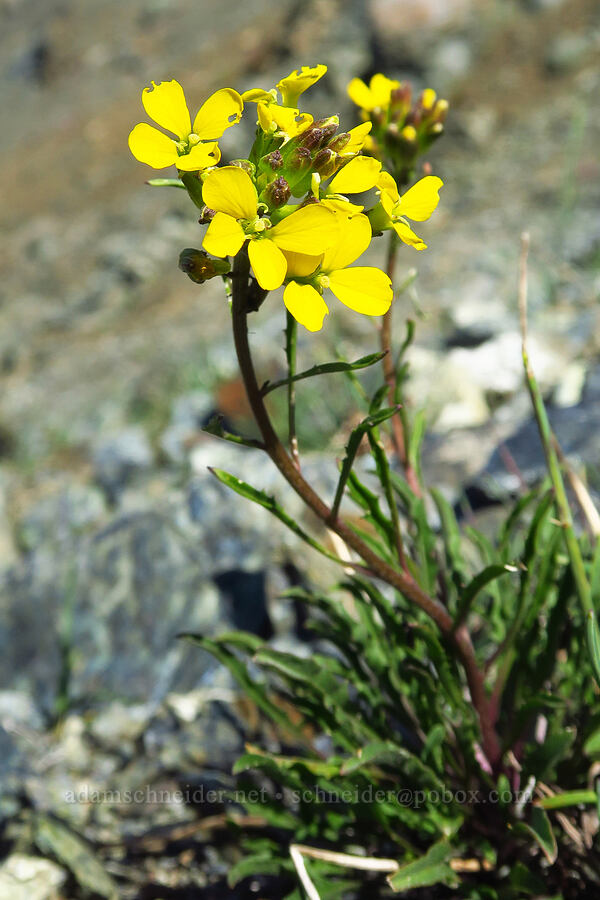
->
<box><xmin>1</xmin><ymin>0</ymin><xmax>600</xmax><ymax>895</ymax></box>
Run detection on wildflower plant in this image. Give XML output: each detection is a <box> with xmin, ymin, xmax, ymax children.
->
<box><xmin>130</xmin><ymin>67</ymin><xmax>600</xmax><ymax>897</ymax></box>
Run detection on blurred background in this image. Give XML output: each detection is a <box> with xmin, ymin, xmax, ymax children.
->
<box><xmin>1</xmin><ymin>0</ymin><xmax>599</xmax><ymax>895</ymax></box>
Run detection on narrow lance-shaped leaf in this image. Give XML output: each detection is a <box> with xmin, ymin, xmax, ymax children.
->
<box><xmin>515</xmin><ymin>806</ymin><xmax>557</xmax><ymax>864</ymax></box>
<box><xmin>209</xmin><ymin>468</ymin><xmax>343</xmax><ymax>564</ymax></box>
<box><xmin>330</xmin><ymin>407</ymin><xmax>399</xmax><ymax>520</ymax></box>
<box><xmin>261</xmin><ymin>352</ymin><xmax>386</xmax><ymax>395</ymax></box>
<box><xmin>387</xmin><ymin>841</ymin><xmax>459</xmax><ymax>892</ymax></box>
<box><xmin>203</xmin><ymin>414</ymin><xmax>264</xmax><ymax>449</ymax></box>
<box><xmin>454</xmin><ymin>564</ymin><xmax>518</xmax><ymax>628</ymax></box>
<box><xmin>146</xmin><ymin>178</ymin><xmax>186</xmax><ymax>188</ymax></box>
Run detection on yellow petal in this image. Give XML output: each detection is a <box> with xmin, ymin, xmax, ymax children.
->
<box><xmin>368</xmin><ymin>73</ymin><xmax>399</xmax><ymax>108</ymax></box>
<box><xmin>398</xmin><ymin>175</ymin><xmax>443</xmax><ymax>222</ymax></box>
<box><xmin>282</xmin><ymin>250</ymin><xmax>322</xmax><ymax>278</ymax></box>
<box><xmin>269</xmin><ymin>104</ymin><xmax>313</xmax><ymax>136</ymax></box>
<box><xmin>203</xmin><ymin>212</ymin><xmax>246</xmax><ymax>257</ymax></box>
<box><xmin>347</xmin><ymin>77</ymin><xmax>373</xmax><ymax>110</ymax></box>
<box><xmin>392</xmin><ymin>220</ymin><xmax>427</xmax><ymax>250</ymax></box>
<box><xmin>322</xmin><ymin>214</ymin><xmax>372</xmax><ymax>272</ymax></box>
<box><xmin>284</xmin><ymin>282</ymin><xmax>329</xmax><ymax>332</ymax></box>
<box><xmin>270</xmin><ymin>204</ymin><xmax>338</xmax><ymax>254</ymax></box>
<box><xmin>379</xmin><ymin>191</ymin><xmax>396</xmax><ymax>219</ymax></box>
<box><xmin>277</xmin><ymin>64</ymin><xmax>327</xmax><ymax>107</ymax></box>
<box><xmin>248</xmin><ymin>239</ymin><xmax>288</xmax><ymax>290</ymax></box>
<box><xmin>328</xmin><ymin>156</ymin><xmax>382</xmax><ymax>194</ymax></box>
<box><xmin>193</xmin><ymin>88</ymin><xmax>244</xmax><ymax>140</ymax></box>
<box><xmin>128</xmin><ymin>123</ymin><xmax>178</xmax><ymax>168</ymax></box>
<box><xmin>176</xmin><ymin>141</ymin><xmax>221</xmax><ymax>172</ymax></box>
<box><xmin>321</xmin><ymin>198</ymin><xmax>364</xmax><ymax>216</ymax></box>
<box><xmin>377</xmin><ymin>170</ymin><xmax>400</xmax><ymax>206</ymax></box>
<box><xmin>257</xmin><ymin>102</ymin><xmax>274</xmax><ymax>133</ymax></box>
<box><xmin>142</xmin><ymin>80</ymin><xmax>191</xmax><ymax>139</ymax></box>
<box><xmin>241</xmin><ymin>88</ymin><xmax>273</xmax><ymax>103</ymax></box>
<box><xmin>341</xmin><ymin>122</ymin><xmax>372</xmax><ymax>156</ymax></box>
<box><xmin>202</xmin><ymin>166</ymin><xmax>258</xmax><ymax>220</ymax></box>
<box><xmin>328</xmin><ymin>267</ymin><xmax>392</xmax><ymax>316</ymax></box>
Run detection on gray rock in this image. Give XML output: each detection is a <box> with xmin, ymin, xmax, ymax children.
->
<box><xmin>92</xmin><ymin>427</ymin><xmax>154</xmax><ymax>502</ymax></box>
<box><xmin>545</xmin><ymin>33</ymin><xmax>593</xmax><ymax>73</ymax></box>
<box><xmin>0</xmin><ymin>854</ymin><xmax>67</xmax><ymax>900</ymax></box>
<box><xmin>0</xmin><ymin>509</ymin><xmax>226</xmax><ymax>711</ymax></box>
<box><xmin>17</xmin><ymin>484</ymin><xmax>106</xmax><ymax>553</ymax></box>
<box><xmin>160</xmin><ymin>390</ymin><xmax>214</xmax><ymax>464</ymax></box>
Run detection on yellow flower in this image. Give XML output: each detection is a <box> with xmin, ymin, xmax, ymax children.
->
<box><xmin>336</xmin><ymin>122</ymin><xmax>373</xmax><ymax>159</ymax></box>
<box><xmin>201</xmin><ymin>166</ymin><xmax>339</xmax><ymax>291</ymax></box>
<box><xmin>283</xmin><ymin>213</ymin><xmax>392</xmax><ymax>332</ymax></box>
<box><xmin>241</xmin><ymin>88</ymin><xmax>313</xmax><ymax>140</ymax></box>
<box><xmin>347</xmin><ymin>73</ymin><xmax>400</xmax><ymax>113</ymax></box>
<box><xmin>377</xmin><ymin>172</ymin><xmax>443</xmax><ymax>250</ymax></box>
<box><xmin>128</xmin><ymin>80</ymin><xmax>243</xmax><ymax>171</ymax></box>
<box><xmin>276</xmin><ymin>64</ymin><xmax>327</xmax><ymax>107</ymax></box>
<box><xmin>328</xmin><ymin>155</ymin><xmax>382</xmax><ymax>195</ymax></box>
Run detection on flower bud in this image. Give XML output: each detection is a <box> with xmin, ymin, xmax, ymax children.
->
<box><xmin>300</xmin><ymin>126</ymin><xmax>325</xmax><ymax>151</ymax></box>
<box><xmin>230</xmin><ymin>158</ymin><xmax>256</xmax><ymax>177</ymax></box>
<box><xmin>326</xmin><ymin>132</ymin><xmax>351</xmax><ymax>153</ymax></box>
<box><xmin>198</xmin><ymin>206</ymin><xmax>216</xmax><ymax>225</ymax></box>
<box><xmin>289</xmin><ymin>146</ymin><xmax>312</xmax><ymax>173</ymax></box>
<box><xmin>390</xmin><ymin>83</ymin><xmax>412</xmax><ymax>120</ymax></box>
<box><xmin>263</xmin><ymin>176</ymin><xmax>291</xmax><ymax>208</ymax></box>
<box><xmin>312</xmin><ymin>148</ymin><xmax>337</xmax><ymax>178</ymax></box>
<box><xmin>263</xmin><ymin>149</ymin><xmax>283</xmax><ymax>170</ymax></box>
<box><xmin>178</xmin><ymin>248</ymin><xmax>231</xmax><ymax>284</ymax></box>
<box><xmin>432</xmin><ymin>99</ymin><xmax>449</xmax><ymax>124</ymax></box>
<box><xmin>420</xmin><ymin>88</ymin><xmax>437</xmax><ymax>111</ymax></box>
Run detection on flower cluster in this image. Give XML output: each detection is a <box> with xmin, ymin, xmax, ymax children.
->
<box><xmin>129</xmin><ymin>66</ymin><xmax>444</xmax><ymax>331</ymax></box>
<box><xmin>348</xmin><ymin>74</ymin><xmax>448</xmax><ymax>185</ymax></box>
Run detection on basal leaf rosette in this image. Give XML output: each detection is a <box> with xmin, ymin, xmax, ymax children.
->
<box><xmin>128</xmin><ymin>79</ymin><xmax>243</xmax><ymax>171</ymax></box>
<box><xmin>282</xmin><ymin>212</ymin><xmax>392</xmax><ymax>332</ymax></box>
<box><xmin>201</xmin><ymin>166</ymin><xmax>339</xmax><ymax>291</ymax></box>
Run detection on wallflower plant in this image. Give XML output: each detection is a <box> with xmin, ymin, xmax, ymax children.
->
<box><xmin>129</xmin><ymin>67</ymin><xmax>600</xmax><ymax>899</ymax></box>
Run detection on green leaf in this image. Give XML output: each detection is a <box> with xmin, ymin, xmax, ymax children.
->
<box><xmin>209</xmin><ymin>468</ymin><xmax>342</xmax><ymax>564</ymax></box>
<box><xmin>331</xmin><ymin>407</ymin><xmax>399</xmax><ymax>518</ymax></box>
<box><xmin>454</xmin><ymin>564</ymin><xmax>517</xmax><ymax>627</ymax></box>
<box><xmin>261</xmin><ymin>352</ymin><xmax>386</xmax><ymax>395</ymax></box>
<box><xmin>179</xmin><ymin>633</ymin><xmax>304</xmax><ymax>737</ymax></box>
<box><xmin>538</xmin><ymin>790</ymin><xmax>596</xmax><ymax>810</ymax></box>
<box><xmin>146</xmin><ymin>177</ymin><xmax>186</xmax><ymax>188</ymax></box>
<box><xmin>203</xmin><ymin>414</ymin><xmax>264</xmax><ymax>448</ymax></box>
<box><xmin>228</xmin><ymin>853</ymin><xmax>285</xmax><ymax>887</ymax></box>
<box><xmin>516</xmin><ymin>806</ymin><xmax>557</xmax><ymax>864</ymax></box>
<box><xmin>387</xmin><ymin>841</ymin><xmax>458</xmax><ymax>892</ymax></box>
<box><xmin>586</xmin><ymin>609</ymin><xmax>600</xmax><ymax>686</ymax></box>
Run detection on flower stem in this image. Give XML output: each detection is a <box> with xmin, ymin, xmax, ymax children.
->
<box><xmin>230</xmin><ymin>251</ymin><xmax>502</xmax><ymax>769</ymax></box>
<box><xmin>380</xmin><ymin>231</ymin><xmax>421</xmax><ymax>496</ymax></box>
<box><xmin>285</xmin><ymin>311</ymin><xmax>300</xmax><ymax>470</ymax></box>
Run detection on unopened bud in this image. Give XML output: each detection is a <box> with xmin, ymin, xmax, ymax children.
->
<box><xmin>400</xmin><ymin>125</ymin><xmax>417</xmax><ymax>142</ymax></box>
<box><xmin>230</xmin><ymin>159</ymin><xmax>256</xmax><ymax>177</ymax></box>
<box><xmin>198</xmin><ymin>206</ymin><xmax>216</xmax><ymax>225</ymax></box>
<box><xmin>432</xmin><ymin>99</ymin><xmax>449</xmax><ymax>123</ymax></box>
<box><xmin>290</xmin><ymin>146</ymin><xmax>312</xmax><ymax>173</ymax></box>
<box><xmin>312</xmin><ymin>148</ymin><xmax>337</xmax><ymax>178</ymax></box>
<box><xmin>327</xmin><ymin>132</ymin><xmax>351</xmax><ymax>153</ymax></box>
<box><xmin>390</xmin><ymin>83</ymin><xmax>412</xmax><ymax>119</ymax></box>
<box><xmin>179</xmin><ymin>248</ymin><xmax>231</xmax><ymax>284</ymax></box>
<box><xmin>420</xmin><ymin>88</ymin><xmax>437</xmax><ymax>111</ymax></box>
<box><xmin>263</xmin><ymin>149</ymin><xmax>283</xmax><ymax>170</ymax></box>
<box><xmin>263</xmin><ymin>176</ymin><xmax>291</xmax><ymax>208</ymax></box>
<box><xmin>300</xmin><ymin>126</ymin><xmax>325</xmax><ymax>151</ymax></box>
